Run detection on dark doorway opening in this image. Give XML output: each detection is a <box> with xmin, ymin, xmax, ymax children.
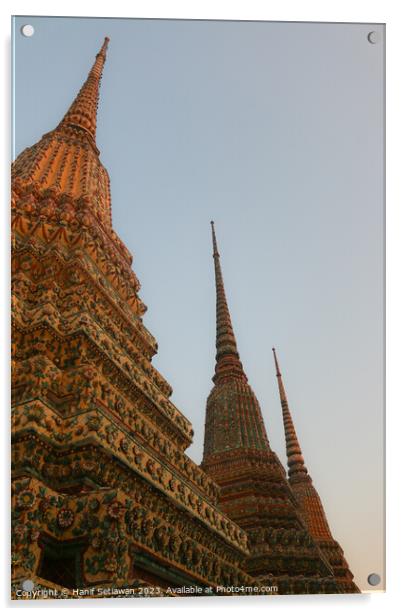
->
<box><xmin>38</xmin><ymin>535</ymin><xmax>87</xmax><ymax>589</ymax></box>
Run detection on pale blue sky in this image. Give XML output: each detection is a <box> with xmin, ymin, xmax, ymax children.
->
<box><xmin>13</xmin><ymin>16</ymin><xmax>384</xmax><ymax>592</ymax></box>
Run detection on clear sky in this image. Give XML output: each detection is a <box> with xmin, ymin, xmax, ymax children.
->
<box><xmin>13</xmin><ymin>15</ymin><xmax>384</xmax><ymax>592</ymax></box>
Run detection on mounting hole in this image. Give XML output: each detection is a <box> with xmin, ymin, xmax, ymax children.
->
<box><xmin>367</xmin><ymin>31</ymin><xmax>379</xmax><ymax>44</ymax></box>
<box><xmin>21</xmin><ymin>579</ymin><xmax>35</xmax><ymax>592</ymax></box>
<box><xmin>367</xmin><ymin>573</ymin><xmax>381</xmax><ymax>586</ymax></box>
<box><xmin>21</xmin><ymin>24</ymin><xmax>35</xmax><ymax>37</ymax></box>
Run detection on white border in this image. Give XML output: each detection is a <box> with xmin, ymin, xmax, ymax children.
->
<box><xmin>2</xmin><ymin>1</ymin><xmax>400</xmax><ymax>614</ymax></box>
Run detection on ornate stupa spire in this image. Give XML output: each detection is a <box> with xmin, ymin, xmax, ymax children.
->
<box><xmin>210</xmin><ymin>221</ymin><xmax>247</xmax><ymax>384</ymax></box>
<box><xmin>272</xmin><ymin>347</ymin><xmax>308</xmax><ymax>480</ymax></box>
<box><xmin>12</xmin><ymin>37</ymin><xmax>114</xmax><ymax>229</ymax></box>
<box><xmin>57</xmin><ymin>36</ymin><xmax>109</xmax><ymax>144</ymax></box>
<box><xmin>12</xmin><ymin>37</ymin><xmax>147</xmax><ymax>314</ymax></box>
<box><xmin>271</xmin><ymin>349</ymin><xmax>360</xmax><ymax>592</ymax></box>
<box><xmin>202</xmin><ymin>222</ymin><xmax>270</xmax><ymax>463</ymax></box>
<box><xmin>202</xmin><ymin>229</ymin><xmax>348</xmax><ymax>592</ymax></box>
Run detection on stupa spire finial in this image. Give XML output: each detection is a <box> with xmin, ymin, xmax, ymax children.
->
<box><xmin>57</xmin><ymin>37</ymin><xmax>110</xmax><ymax>143</ymax></box>
<box><xmin>210</xmin><ymin>222</ymin><xmax>247</xmax><ymax>384</ymax></box>
<box><xmin>272</xmin><ymin>348</ymin><xmax>309</xmax><ymax>479</ymax></box>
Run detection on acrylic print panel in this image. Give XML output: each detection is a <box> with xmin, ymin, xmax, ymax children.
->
<box><xmin>11</xmin><ymin>15</ymin><xmax>384</xmax><ymax>599</ymax></box>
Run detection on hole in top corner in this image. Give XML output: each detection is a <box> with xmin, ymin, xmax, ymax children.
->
<box><xmin>21</xmin><ymin>24</ymin><xmax>35</xmax><ymax>38</ymax></box>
